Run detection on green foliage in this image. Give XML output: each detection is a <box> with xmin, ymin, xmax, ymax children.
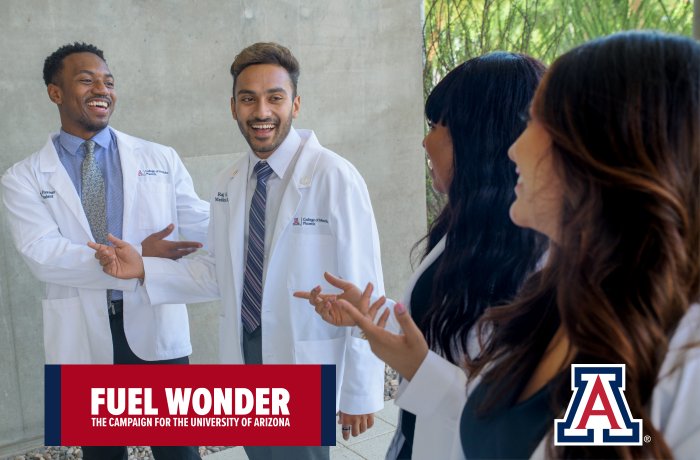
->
<box><xmin>421</xmin><ymin>0</ymin><xmax>693</xmax><ymax>223</ymax></box>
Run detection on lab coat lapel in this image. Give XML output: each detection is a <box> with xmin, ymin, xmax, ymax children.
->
<box><xmin>270</xmin><ymin>180</ymin><xmax>301</xmax><ymax>259</ymax></box>
<box><xmin>269</xmin><ymin>137</ymin><xmax>318</xmax><ymax>257</ymax></box>
<box><xmin>114</xmin><ymin>130</ymin><xmax>139</xmax><ymax>234</ymax></box>
<box><xmin>401</xmin><ymin>236</ymin><xmax>446</xmax><ymax>306</ymax></box>
<box><xmin>41</xmin><ymin>136</ymin><xmax>93</xmax><ymax>238</ymax></box>
<box><xmin>227</xmin><ymin>157</ymin><xmax>248</xmax><ymax>308</ymax></box>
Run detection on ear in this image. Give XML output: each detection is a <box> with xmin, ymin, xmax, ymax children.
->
<box><xmin>47</xmin><ymin>83</ymin><xmax>62</xmax><ymax>105</ymax></box>
<box><xmin>230</xmin><ymin>96</ymin><xmax>238</xmax><ymax>121</ymax></box>
<box><xmin>292</xmin><ymin>95</ymin><xmax>301</xmax><ymax>119</ymax></box>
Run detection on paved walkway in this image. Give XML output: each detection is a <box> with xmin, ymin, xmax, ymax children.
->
<box><xmin>205</xmin><ymin>399</ymin><xmax>398</xmax><ymax>459</ymax></box>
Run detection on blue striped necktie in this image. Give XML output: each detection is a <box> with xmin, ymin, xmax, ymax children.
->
<box><xmin>241</xmin><ymin>161</ymin><xmax>274</xmax><ymax>333</ymax></box>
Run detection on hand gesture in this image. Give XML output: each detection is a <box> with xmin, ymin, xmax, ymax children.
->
<box><xmin>88</xmin><ymin>234</ymin><xmax>145</xmax><ymax>280</ymax></box>
<box><xmin>141</xmin><ymin>223</ymin><xmax>203</xmax><ymax>260</ymax></box>
<box><xmin>338</xmin><ymin>411</ymin><xmax>375</xmax><ymax>441</ymax></box>
<box><xmin>293</xmin><ymin>272</ymin><xmax>369</xmax><ymax>326</ymax></box>
<box><xmin>340</xmin><ymin>283</ymin><xmax>429</xmax><ymax>381</ymax></box>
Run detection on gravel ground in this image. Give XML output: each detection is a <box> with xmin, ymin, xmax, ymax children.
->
<box><xmin>5</xmin><ymin>366</ymin><xmax>400</xmax><ymax>460</ymax></box>
<box><xmin>4</xmin><ymin>446</ymin><xmax>227</xmax><ymax>459</ymax></box>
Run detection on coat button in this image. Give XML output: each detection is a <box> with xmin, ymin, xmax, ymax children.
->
<box><xmin>300</xmin><ymin>177</ymin><xmax>311</xmax><ymax>186</ymax></box>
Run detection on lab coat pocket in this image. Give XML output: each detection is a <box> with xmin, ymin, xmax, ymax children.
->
<box><xmin>136</xmin><ymin>181</ymin><xmax>173</xmax><ymax>230</ymax></box>
<box><xmin>294</xmin><ymin>336</ymin><xmax>345</xmax><ymax>365</ymax></box>
<box><xmin>42</xmin><ymin>297</ymin><xmax>90</xmax><ymax>364</ymax></box>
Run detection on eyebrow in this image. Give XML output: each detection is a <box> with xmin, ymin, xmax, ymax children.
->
<box><xmin>75</xmin><ymin>70</ymin><xmax>114</xmax><ymax>79</ymax></box>
<box><xmin>236</xmin><ymin>87</ymin><xmax>288</xmax><ymax>97</ymax></box>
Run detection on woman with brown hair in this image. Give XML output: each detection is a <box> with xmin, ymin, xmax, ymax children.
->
<box><xmin>344</xmin><ymin>30</ymin><xmax>700</xmax><ymax>458</ymax></box>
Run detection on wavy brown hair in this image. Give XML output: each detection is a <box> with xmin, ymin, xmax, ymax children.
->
<box><xmin>466</xmin><ymin>31</ymin><xmax>700</xmax><ymax>458</ymax></box>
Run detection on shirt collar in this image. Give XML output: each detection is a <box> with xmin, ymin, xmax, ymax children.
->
<box><xmin>58</xmin><ymin>126</ymin><xmax>113</xmax><ymax>156</ymax></box>
<box><xmin>247</xmin><ymin>127</ymin><xmax>301</xmax><ymax>180</ymax></box>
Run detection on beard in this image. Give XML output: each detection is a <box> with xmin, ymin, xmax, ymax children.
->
<box><xmin>78</xmin><ymin>113</ymin><xmax>110</xmax><ymax>133</ymax></box>
<box><xmin>81</xmin><ymin>119</ymin><xmax>109</xmax><ymax>133</ymax></box>
<box><xmin>238</xmin><ymin>113</ymin><xmax>293</xmax><ymax>156</ymax></box>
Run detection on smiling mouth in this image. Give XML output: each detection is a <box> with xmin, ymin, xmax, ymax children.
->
<box><xmin>251</xmin><ymin>123</ymin><xmax>275</xmax><ymax>131</ymax></box>
<box><xmin>87</xmin><ymin>99</ymin><xmax>110</xmax><ymax>110</ymax></box>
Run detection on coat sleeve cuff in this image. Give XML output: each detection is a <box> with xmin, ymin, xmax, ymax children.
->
<box><xmin>396</xmin><ymin>350</ymin><xmax>467</xmax><ymax>419</ymax></box>
<box><xmin>338</xmin><ymin>336</ymin><xmax>385</xmax><ymax>414</ymax></box>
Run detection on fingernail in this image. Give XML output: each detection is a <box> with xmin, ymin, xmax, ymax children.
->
<box><xmin>395</xmin><ymin>303</ymin><xmax>406</xmax><ymax>315</ymax></box>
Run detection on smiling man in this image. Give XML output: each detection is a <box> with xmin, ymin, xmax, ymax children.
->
<box><xmin>1</xmin><ymin>42</ymin><xmax>208</xmax><ymax>460</ymax></box>
<box><xmin>223</xmin><ymin>44</ymin><xmax>385</xmax><ymax>458</ymax></box>
<box><xmin>89</xmin><ymin>42</ymin><xmax>386</xmax><ymax>460</ymax></box>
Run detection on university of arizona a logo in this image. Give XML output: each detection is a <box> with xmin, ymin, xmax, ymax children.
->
<box><xmin>554</xmin><ymin>364</ymin><xmax>642</xmax><ymax>446</ymax></box>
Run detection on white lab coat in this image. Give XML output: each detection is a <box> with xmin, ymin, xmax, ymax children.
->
<box><xmin>381</xmin><ymin>237</ymin><xmax>453</xmax><ymax>460</ymax></box>
<box><xmin>1</xmin><ymin>128</ymin><xmax>210</xmax><ymax>364</ymax></box>
<box><xmin>399</xmin><ymin>304</ymin><xmax>700</xmax><ymax>459</ymax></box>
<box><xmin>142</xmin><ymin>129</ymin><xmax>386</xmax><ymax>415</ymax></box>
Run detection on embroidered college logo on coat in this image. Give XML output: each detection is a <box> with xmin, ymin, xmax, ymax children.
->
<box><xmin>138</xmin><ymin>169</ymin><xmax>169</xmax><ymax>177</ymax></box>
<box><xmin>554</xmin><ymin>364</ymin><xmax>642</xmax><ymax>446</ymax></box>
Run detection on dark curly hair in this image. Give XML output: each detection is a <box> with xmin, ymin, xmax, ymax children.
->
<box><xmin>43</xmin><ymin>42</ymin><xmax>105</xmax><ymax>86</ymax></box>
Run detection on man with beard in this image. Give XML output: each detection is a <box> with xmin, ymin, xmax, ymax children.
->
<box><xmin>1</xmin><ymin>42</ymin><xmax>208</xmax><ymax>460</ymax></box>
<box><xmin>89</xmin><ymin>42</ymin><xmax>386</xmax><ymax>460</ymax></box>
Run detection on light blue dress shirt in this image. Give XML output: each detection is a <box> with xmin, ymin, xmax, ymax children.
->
<box><xmin>54</xmin><ymin>126</ymin><xmax>124</xmax><ymax>300</ymax></box>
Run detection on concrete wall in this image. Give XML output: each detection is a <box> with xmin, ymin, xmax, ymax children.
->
<box><xmin>0</xmin><ymin>0</ymin><xmax>426</xmax><ymax>453</ymax></box>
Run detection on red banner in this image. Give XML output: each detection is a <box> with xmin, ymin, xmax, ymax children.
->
<box><xmin>45</xmin><ymin>364</ymin><xmax>336</xmax><ymax>446</ymax></box>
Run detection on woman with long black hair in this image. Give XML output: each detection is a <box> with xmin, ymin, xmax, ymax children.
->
<box><xmin>296</xmin><ymin>51</ymin><xmax>548</xmax><ymax>459</ymax></box>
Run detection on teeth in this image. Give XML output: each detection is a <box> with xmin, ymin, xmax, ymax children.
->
<box><xmin>252</xmin><ymin>124</ymin><xmax>275</xmax><ymax>129</ymax></box>
<box><xmin>87</xmin><ymin>100</ymin><xmax>108</xmax><ymax>108</ymax></box>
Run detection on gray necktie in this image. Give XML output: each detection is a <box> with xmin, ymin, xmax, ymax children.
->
<box><xmin>81</xmin><ymin>140</ymin><xmax>107</xmax><ymax>245</ymax></box>
<box><xmin>81</xmin><ymin>140</ymin><xmax>112</xmax><ymax>308</ymax></box>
